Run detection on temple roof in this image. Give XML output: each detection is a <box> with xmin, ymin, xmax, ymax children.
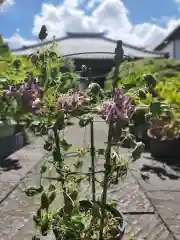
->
<box><xmin>154</xmin><ymin>25</ymin><xmax>180</xmax><ymax>51</ymax></box>
<box><xmin>12</xmin><ymin>32</ymin><xmax>168</xmax><ymax>59</ymax></box>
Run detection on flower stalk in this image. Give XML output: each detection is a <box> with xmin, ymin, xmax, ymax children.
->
<box><xmin>99</xmin><ymin>40</ymin><xmax>124</xmax><ymax>239</ymax></box>
<box><xmin>90</xmin><ymin>119</ymin><xmax>96</xmax><ymax>202</ymax></box>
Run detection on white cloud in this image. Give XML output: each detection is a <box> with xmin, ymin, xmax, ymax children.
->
<box><xmin>5</xmin><ymin>0</ymin><xmax>180</xmax><ymax>49</ymax></box>
<box><xmin>0</xmin><ymin>0</ymin><xmax>14</xmax><ymax>12</ymax></box>
<box><xmin>5</xmin><ymin>33</ymin><xmax>36</xmax><ymax>49</ymax></box>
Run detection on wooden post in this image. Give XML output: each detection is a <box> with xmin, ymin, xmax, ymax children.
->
<box><xmin>113</xmin><ymin>40</ymin><xmax>124</xmax><ymax>91</ymax></box>
<box><xmin>79</xmin><ymin>65</ymin><xmax>88</xmax><ymax>91</ymax></box>
<box><xmin>88</xmin><ymin>67</ymin><xmax>92</xmax><ymax>86</ymax></box>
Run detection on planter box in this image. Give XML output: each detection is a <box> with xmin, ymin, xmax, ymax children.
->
<box><xmin>148</xmin><ymin>137</ymin><xmax>180</xmax><ymax>159</ymax></box>
<box><xmin>0</xmin><ymin>132</ymin><xmax>25</xmax><ymax>160</ymax></box>
<box><xmin>147</xmin><ymin>129</ymin><xmax>180</xmax><ymax>159</ymax></box>
<box><xmin>0</xmin><ymin>120</ymin><xmax>16</xmax><ymax>139</ymax></box>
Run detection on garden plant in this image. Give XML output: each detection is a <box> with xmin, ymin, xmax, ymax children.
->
<box><xmin>106</xmin><ymin>57</ymin><xmax>180</xmax><ymax>158</ymax></box>
<box><xmin>0</xmin><ymin>26</ymin><xmax>159</xmax><ymax>240</ymax></box>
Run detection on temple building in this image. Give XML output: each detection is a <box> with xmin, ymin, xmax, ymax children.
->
<box><xmin>12</xmin><ymin>32</ymin><xmax>168</xmax><ymax>87</ymax></box>
<box><xmin>154</xmin><ymin>25</ymin><xmax>180</xmax><ymax>60</ymax></box>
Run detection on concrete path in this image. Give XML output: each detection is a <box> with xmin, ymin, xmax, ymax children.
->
<box><xmin>132</xmin><ymin>154</ymin><xmax>180</xmax><ymax>240</ymax></box>
<box><xmin>0</xmin><ymin>118</ymin><xmax>179</xmax><ymax>239</ymax></box>
<box><xmin>0</xmin><ymin>136</ymin><xmax>47</xmax><ymax>240</ymax></box>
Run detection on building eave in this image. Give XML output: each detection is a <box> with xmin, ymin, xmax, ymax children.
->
<box><xmin>154</xmin><ymin>24</ymin><xmax>180</xmax><ymax>51</ymax></box>
<box><xmin>11</xmin><ymin>32</ymin><xmax>168</xmax><ymax>59</ymax></box>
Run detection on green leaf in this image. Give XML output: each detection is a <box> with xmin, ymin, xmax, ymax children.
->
<box><xmin>32</xmin><ymin>236</ymin><xmax>40</xmax><ymax>240</ymax></box>
<box><xmin>60</xmin><ymin>139</ymin><xmax>72</xmax><ymax>151</ymax></box>
<box><xmin>24</xmin><ymin>186</ymin><xmax>43</xmax><ymax>197</ymax></box>
<box><xmin>108</xmin><ymin>200</ymin><xmax>118</xmax><ymax>209</ymax></box>
<box><xmin>40</xmin><ymin>165</ymin><xmax>47</xmax><ymax>174</ymax></box>
<box><xmin>49</xmin><ymin>191</ymin><xmax>56</xmax><ymax>205</ymax></box>
<box><xmin>33</xmin><ymin>214</ymin><xmax>40</xmax><ymax>225</ymax></box>
<box><xmin>40</xmin><ymin>213</ymin><xmax>49</xmax><ymax>236</ymax></box>
<box><xmin>31</xmin><ymin>120</ymin><xmax>40</xmax><ymax>126</ymax></box>
<box><xmin>53</xmin><ymin>110</ymin><xmax>65</xmax><ymax>130</ymax></box>
<box><xmin>64</xmin><ymin>193</ymin><xmax>74</xmax><ymax>215</ymax></box>
<box><xmin>36</xmin><ymin>208</ymin><xmax>42</xmax><ymax>218</ymax></box>
<box><xmin>149</xmin><ymin>101</ymin><xmax>162</xmax><ymax>117</ymax></box>
<box><xmin>38</xmin><ymin>25</ymin><xmax>48</xmax><ymax>41</ymax></box>
<box><xmin>78</xmin><ymin>115</ymin><xmax>93</xmax><ymax>128</ymax></box>
<box><xmin>41</xmin><ymin>192</ymin><xmax>49</xmax><ymax>211</ymax></box>
<box><xmin>43</xmin><ymin>141</ymin><xmax>52</xmax><ymax>151</ymax></box>
<box><xmin>69</xmin><ymin>189</ymin><xmax>78</xmax><ymax>201</ymax></box>
<box><xmin>131</xmin><ymin>142</ymin><xmax>145</xmax><ymax>161</ymax></box>
<box><xmin>71</xmin><ymin>215</ymin><xmax>85</xmax><ymax>230</ymax></box>
<box><xmin>12</xmin><ymin>59</ymin><xmax>21</xmax><ymax>70</ymax></box>
<box><xmin>48</xmin><ymin>184</ymin><xmax>56</xmax><ymax>192</ymax></box>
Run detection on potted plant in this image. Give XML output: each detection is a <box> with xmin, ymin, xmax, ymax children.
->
<box><xmin>24</xmin><ymin>93</ymin><xmax>126</xmax><ymax>240</ymax></box>
<box><xmin>130</xmin><ymin>103</ymin><xmax>149</xmax><ymax>144</ymax></box>
<box><xmin>0</xmin><ymin>82</ymin><xmax>17</xmax><ymax>138</ymax></box>
<box><xmin>24</xmin><ymin>87</ymin><xmax>144</xmax><ymax>240</ymax></box>
<box><xmin>20</xmin><ymin>28</ymin><xmax>146</xmax><ymax>240</ymax></box>
<box><xmin>0</xmin><ymin>27</ymin><xmax>147</xmax><ymax>239</ymax></box>
<box><xmin>146</xmin><ymin>80</ymin><xmax>180</xmax><ymax>159</ymax></box>
<box><xmin>130</xmin><ymin>79</ymin><xmax>169</xmax><ymax>147</ymax></box>
<box><xmin>147</xmin><ymin>116</ymin><xmax>180</xmax><ymax>159</ymax></box>
<box><xmin>128</xmin><ymin>86</ymin><xmax>153</xmax><ymax>145</ymax></box>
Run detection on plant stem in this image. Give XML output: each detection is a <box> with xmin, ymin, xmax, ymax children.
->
<box><xmin>53</xmin><ymin>128</ymin><xmax>60</xmax><ymax>158</ymax></box>
<box><xmin>90</xmin><ymin>120</ymin><xmax>96</xmax><ymax>202</ymax></box>
<box><xmin>99</xmin><ymin>120</ymin><xmax>113</xmax><ymax>239</ymax></box>
<box><xmin>53</xmin><ymin>128</ymin><xmax>67</xmax><ymax>213</ymax></box>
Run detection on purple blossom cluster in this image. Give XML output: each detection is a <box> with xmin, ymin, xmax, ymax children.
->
<box><xmin>4</xmin><ymin>78</ymin><xmax>43</xmax><ymax>112</ymax></box>
<box><xmin>57</xmin><ymin>90</ymin><xmax>90</xmax><ymax>113</ymax></box>
<box><xmin>3</xmin><ymin>77</ymin><xmax>91</xmax><ymax>115</ymax></box>
<box><xmin>99</xmin><ymin>88</ymin><xmax>135</xmax><ymax>122</ymax></box>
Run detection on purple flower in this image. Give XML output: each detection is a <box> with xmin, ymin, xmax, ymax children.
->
<box><xmin>57</xmin><ymin>90</ymin><xmax>90</xmax><ymax>112</ymax></box>
<box><xmin>99</xmin><ymin>88</ymin><xmax>135</xmax><ymax>122</ymax></box>
<box><xmin>3</xmin><ymin>79</ymin><xmax>44</xmax><ymax>113</ymax></box>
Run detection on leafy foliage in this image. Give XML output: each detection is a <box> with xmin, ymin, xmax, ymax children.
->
<box><xmin>1</xmin><ymin>27</ymin><xmax>152</xmax><ymax>239</ymax></box>
<box><xmin>106</xmin><ymin>59</ymin><xmax>180</xmax><ymax>140</ymax></box>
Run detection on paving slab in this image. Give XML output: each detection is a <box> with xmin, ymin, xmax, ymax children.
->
<box><xmin>0</xmin><ymin>137</ymin><xmax>46</xmax><ymax>203</ymax></box>
<box><xmin>132</xmin><ymin>154</ymin><xmax>180</xmax><ymax>191</ymax></box>
<box><xmin>131</xmin><ymin>152</ymin><xmax>180</xmax><ymax>239</ymax></box>
<box><xmin>12</xmin><ymin>213</ymin><xmax>173</xmax><ymax>240</ymax></box>
<box><xmin>123</xmin><ymin>214</ymin><xmax>174</xmax><ymax>240</ymax></box>
<box><xmin>0</xmin><ymin>158</ymin><xmax>154</xmax><ymax>239</ymax></box>
<box><xmin>0</xmin><ymin>118</ymin><xmax>177</xmax><ymax>239</ymax></box>
<box><xmin>146</xmin><ymin>191</ymin><xmax>180</xmax><ymax>240</ymax></box>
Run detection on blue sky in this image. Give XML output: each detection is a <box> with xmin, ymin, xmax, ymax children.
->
<box><xmin>126</xmin><ymin>0</ymin><xmax>179</xmax><ymax>26</ymax></box>
<box><xmin>0</xmin><ymin>0</ymin><xmax>180</xmax><ymax>48</ymax></box>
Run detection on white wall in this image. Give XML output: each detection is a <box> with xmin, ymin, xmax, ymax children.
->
<box><xmin>160</xmin><ymin>40</ymin><xmax>180</xmax><ymax>60</ymax></box>
<box><xmin>174</xmin><ymin>40</ymin><xmax>180</xmax><ymax>59</ymax></box>
<box><xmin>160</xmin><ymin>41</ymin><xmax>174</xmax><ymax>59</ymax></box>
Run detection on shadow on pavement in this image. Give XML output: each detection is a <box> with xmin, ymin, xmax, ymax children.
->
<box><xmin>140</xmin><ymin>163</ymin><xmax>180</xmax><ymax>181</ymax></box>
<box><xmin>0</xmin><ymin>158</ymin><xmax>22</xmax><ymax>172</ymax></box>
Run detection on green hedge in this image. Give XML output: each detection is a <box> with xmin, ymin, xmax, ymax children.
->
<box><xmin>105</xmin><ymin>58</ymin><xmax>180</xmax><ymax>90</ymax></box>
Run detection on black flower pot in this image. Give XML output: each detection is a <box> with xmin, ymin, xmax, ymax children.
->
<box><xmin>147</xmin><ymin>129</ymin><xmax>180</xmax><ymax>159</ymax></box>
<box><xmin>79</xmin><ymin>200</ymin><xmax>125</xmax><ymax>240</ymax></box>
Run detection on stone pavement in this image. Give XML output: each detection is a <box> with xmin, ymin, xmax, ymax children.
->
<box><xmin>0</xmin><ymin>137</ymin><xmax>46</xmax><ymax>204</ymax></box>
<box><xmin>0</xmin><ymin>119</ymin><xmax>179</xmax><ymax>239</ymax></box>
<box><xmin>132</xmin><ymin>154</ymin><xmax>180</xmax><ymax>240</ymax></box>
<box><xmin>0</xmin><ymin>136</ymin><xmax>47</xmax><ymax>240</ymax></box>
